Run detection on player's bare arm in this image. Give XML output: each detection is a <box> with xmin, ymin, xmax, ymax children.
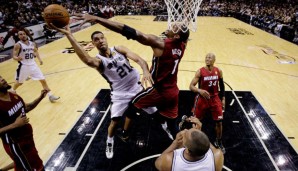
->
<box><xmin>155</xmin><ymin>131</ymin><xmax>184</xmax><ymax>171</ymax></box>
<box><xmin>0</xmin><ymin>115</ymin><xmax>29</xmax><ymax>134</ymax></box>
<box><xmin>75</xmin><ymin>14</ymin><xmax>165</xmax><ymax>51</ymax></box>
<box><xmin>34</xmin><ymin>42</ymin><xmax>43</xmax><ymax>65</ymax></box>
<box><xmin>189</xmin><ymin>69</ymin><xmax>200</xmax><ymax>93</ymax></box>
<box><xmin>210</xmin><ymin>144</ymin><xmax>224</xmax><ymax>171</ymax></box>
<box><xmin>190</xmin><ymin>69</ymin><xmax>210</xmax><ymax>99</ymax></box>
<box><xmin>50</xmin><ymin>24</ymin><xmax>102</xmax><ymax>70</ymax></box>
<box><xmin>25</xmin><ymin>89</ymin><xmax>48</xmax><ymax>112</ymax></box>
<box><xmin>12</xmin><ymin>43</ymin><xmax>22</xmax><ymax>61</ymax></box>
<box><xmin>115</xmin><ymin>45</ymin><xmax>154</xmax><ymax>87</ymax></box>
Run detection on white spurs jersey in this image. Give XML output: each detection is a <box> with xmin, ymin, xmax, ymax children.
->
<box><xmin>172</xmin><ymin>148</ymin><xmax>215</xmax><ymax>171</ymax></box>
<box><xmin>17</xmin><ymin>40</ymin><xmax>36</xmax><ymax>65</ymax></box>
<box><xmin>96</xmin><ymin>47</ymin><xmax>141</xmax><ymax>91</ymax></box>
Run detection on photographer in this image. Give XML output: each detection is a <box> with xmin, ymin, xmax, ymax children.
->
<box><xmin>155</xmin><ymin>116</ymin><xmax>224</xmax><ymax>171</ymax></box>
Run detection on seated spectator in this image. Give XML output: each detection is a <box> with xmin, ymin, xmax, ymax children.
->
<box><xmin>43</xmin><ymin>24</ymin><xmax>57</xmax><ymax>39</ymax></box>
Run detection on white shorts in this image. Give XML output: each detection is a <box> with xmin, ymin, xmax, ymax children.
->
<box><xmin>110</xmin><ymin>84</ymin><xmax>157</xmax><ymax>118</ymax></box>
<box><xmin>16</xmin><ymin>63</ymin><xmax>45</xmax><ymax>83</ymax></box>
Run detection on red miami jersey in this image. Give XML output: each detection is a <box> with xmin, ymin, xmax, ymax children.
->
<box><xmin>199</xmin><ymin>66</ymin><xmax>221</xmax><ymax>96</ymax></box>
<box><xmin>151</xmin><ymin>38</ymin><xmax>186</xmax><ymax>91</ymax></box>
<box><xmin>0</xmin><ymin>92</ymin><xmax>44</xmax><ymax>171</ymax></box>
<box><xmin>0</xmin><ymin>92</ymin><xmax>32</xmax><ymax>143</ymax></box>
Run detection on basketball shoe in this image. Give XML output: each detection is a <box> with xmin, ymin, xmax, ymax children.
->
<box><xmin>105</xmin><ymin>141</ymin><xmax>114</xmax><ymax>159</ymax></box>
<box><xmin>49</xmin><ymin>95</ymin><xmax>60</xmax><ymax>103</ymax></box>
<box><xmin>214</xmin><ymin>139</ymin><xmax>226</xmax><ymax>154</ymax></box>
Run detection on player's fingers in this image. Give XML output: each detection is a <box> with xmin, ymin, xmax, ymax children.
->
<box><xmin>72</xmin><ymin>13</ymin><xmax>83</xmax><ymax>18</ymax></box>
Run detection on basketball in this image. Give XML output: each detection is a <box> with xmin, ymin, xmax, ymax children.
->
<box><xmin>43</xmin><ymin>4</ymin><xmax>70</xmax><ymax>28</ymax></box>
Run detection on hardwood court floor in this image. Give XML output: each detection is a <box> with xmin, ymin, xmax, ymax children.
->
<box><xmin>44</xmin><ymin>90</ymin><xmax>298</xmax><ymax>170</ymax></box>
<box><xmin>0</xmin><ymin>16</ymin><xmax>297</xmax><ymax>169</ymax></box>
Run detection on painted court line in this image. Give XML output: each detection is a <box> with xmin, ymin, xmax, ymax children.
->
<box><xmin>121</xmin><ymin>154</ymin><xmax>233</xmax><ymax>171</ymax></box>
<box><xmin>231</xmin><ymin>91</ymin><xmax>280</xmax><ymax>170</ymax></box>
<box><xmin>66</xmin><ymin>104</ymin><xmax>111</xmax><ymax>171</ymax></box>
<box><xmin>230</xmin><ymin>99</ymin><xmax>235</xmax><ymax>106</ymax></box>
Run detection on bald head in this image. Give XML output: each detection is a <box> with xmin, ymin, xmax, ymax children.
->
<box><xmin>205</xmin><ymin>52</ymin><xmax>216</xmax><ymax>67</ymax></box>
<box><xmin>206</xmin><ymin>53</ymin><xmax>216</xmax><ymax>59</ymax></box>
<box><xmin>184</xmin><ymin>128</ymin><xmax>210</xmax><ymax>157</ymax></box>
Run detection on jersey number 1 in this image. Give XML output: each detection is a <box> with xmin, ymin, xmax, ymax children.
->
<box><xmin>171</xmin><ymin>59</ymin><xmax>179</xmax><ymax>74</ymax></box>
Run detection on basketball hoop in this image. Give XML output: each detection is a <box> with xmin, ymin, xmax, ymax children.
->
<box><xmin>164</xmin><ymin>0</ymin><xmax>203</xmax><ymax>33</ymax></box>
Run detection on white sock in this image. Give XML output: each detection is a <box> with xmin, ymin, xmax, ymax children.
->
<box><xmin>47</xmin><ymin>91</ymin><xmax>52</xmax><ymax>97</ymax></box>
<box><xmin>107</xmin><ymin>136</ymin><xmax>114</xmax><ymax>143</ymax></box>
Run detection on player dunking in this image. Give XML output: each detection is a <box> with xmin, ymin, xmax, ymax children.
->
<box><xmin>74</xmin><ymin>13</ymin><xmax>189</xmax><ymax>139</ymax></box>
<box><xmin>190</xmin><ymin>53</ymin><xmax>226</xmax><ymax>153</ymax></box>
<box><xmin>11</xmin><ymin>30</ymin><xmax>60</xmax><ymax>103</ymax></box>
<box><xmin>50</xmin><ymin>24</ymin><xmax>157</xmax><ymax>159</ymax></box>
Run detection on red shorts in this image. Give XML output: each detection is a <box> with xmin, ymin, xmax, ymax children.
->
<box><xmin>3</xmin><ymin>137</ymin><xmax>44</xmax><ymax>171</ymax></box>
<box><xmin>132</xmin><ymin>87</ymin><xmax>179</xmax><ymax>118</ymax></box>
<box><xmin>192</xmin><ymin>95</ymin><xmax>223</xmax><ymax>121</ymax></box>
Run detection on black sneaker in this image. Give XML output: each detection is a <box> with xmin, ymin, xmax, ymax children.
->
<box><xmin>214</xmin><ymin>139</ymin><xmax>226</xmax><ymax>154</ymax></box>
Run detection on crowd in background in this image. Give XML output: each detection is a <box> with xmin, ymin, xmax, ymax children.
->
<box><xmin>0</xmin><ymin>0</ymin><xmax>297</xmax><ymax>43</ymax></box>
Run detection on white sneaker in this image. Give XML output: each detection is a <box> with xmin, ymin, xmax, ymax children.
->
<box><xmin>106</xmin><ymin>141</ymin><xmax>114</xmax><ymax>159</ymax></box>
<box><xmin>49</xmin><ymin>95</ymin><xmax>60</xmax><ymax>103</ymax></box>
<box><xmin>161</xmin><ymin>122</ymin><xmax>174</xmax><ymax>140</ymax></box>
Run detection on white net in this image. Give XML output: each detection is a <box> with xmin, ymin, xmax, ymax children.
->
<box><xmin>164</xmin><ymin>0</ymin><xmax>203</xmax><ymax>33</ymax></box>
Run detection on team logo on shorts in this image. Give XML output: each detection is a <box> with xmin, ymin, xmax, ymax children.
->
<box><xmin>218</xmin><ymin>115</ymin><xmax>223</xmax><ymax>119</ymax></box>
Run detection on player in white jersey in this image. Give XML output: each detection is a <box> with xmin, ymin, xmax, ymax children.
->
<box><xmin>155</xmin><ymin>116</ymin><xmax>224</xmax><ymax>171</ymax></box>
<box><xmin>11</xmin><ymin>30</ymin><xmax>60</xmax><ymax>103</ymax></box>
<box><xmin>51</xmin><ymin>25</ymin><xmax>157</xmax><ymax>159</ymax></box>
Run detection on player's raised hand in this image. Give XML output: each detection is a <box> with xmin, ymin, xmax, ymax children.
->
<box><xmin>73</xmin><ymin>13</ymin><xmax>98</xmax><ymax>27</ymax></box>
<box><xmin>141</xmin><ymin>71</ymin><xmax>154</xmax><ymax>89</ymax></box>
<box><xmin>49</xmin><ymin>23</ymin><xmax>71</xmax><ymax>35</ymax></box>
<box><xmin>41</xmin><ymin>89</ymin><xmax>49</xmax><ymax>98</ymax></box>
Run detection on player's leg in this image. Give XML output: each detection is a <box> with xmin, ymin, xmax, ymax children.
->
<box><xmin>106</xmin><ymin>95</ymin><xmax>132</xmax><ymax>158</ymax></box>
<box><xmin>31</xmin><ymin>65</ymin><xmax>60</xmax><ymax>102</ymax></box>
<box><xmin>12</xmin><ymin>64</ymin><xmax>28</xmax><ymax>93</ymax></box>
<box><xmin>106</xmin><ymin>116</ymin><xmax>121</xmax><ymax>159</ymax></box>
<box><xmin>212</xmin><ymin>97</ymin><xmax>225</xmax><ymax>153</ymax></box>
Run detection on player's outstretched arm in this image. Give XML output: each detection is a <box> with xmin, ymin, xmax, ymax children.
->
<box><xmin>50</xmin><ymin>24</ymin><xmax>102</xmax><ymax>70</ymax></box>
<box><xmin>115</xmin><ymin>45</ymin><xmax>154</xmax><ymax>88</ymax></box>
<box><xmin>25</xmin><ymin>89</ymin><xmax>48</xmax><ymax>112</ymax></box>
<box><xmin>75</xmin><ymin>13</ymin><xmax>164</xmax><ymax>49</ymax></box>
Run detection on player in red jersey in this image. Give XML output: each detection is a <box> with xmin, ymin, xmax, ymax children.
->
<box><xmin>74</xmin><ymin>13</ymin><xmax>189</xmax><ymax>139</ymax></box>
<box><xmin>0</xmin><ymin>75</ymin><xmax>48</xmax><ymax>171</ymax></box>
<box><xmin>0</xmin><ymin>20</ymin><xmax>33</xmax><ymax>51</ymax></box>
<box><xmin>189</xmin><ymin>53</ymin><xmax>226</xmax><ymax>153</ymax></box>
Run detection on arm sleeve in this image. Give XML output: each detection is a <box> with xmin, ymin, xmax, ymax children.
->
<box><xmin>219</xmin><ymin>78</ymin><xmax>225</xmax><ymax>100</ymax></box>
